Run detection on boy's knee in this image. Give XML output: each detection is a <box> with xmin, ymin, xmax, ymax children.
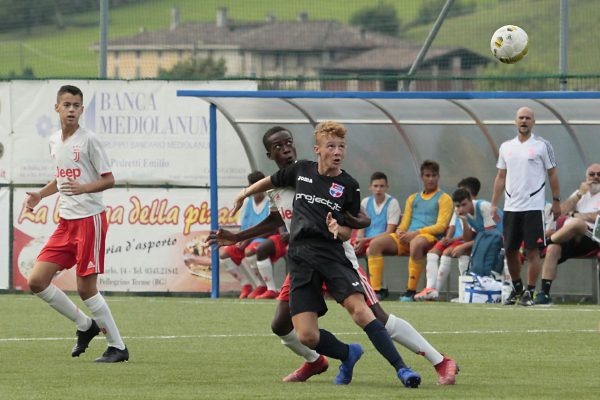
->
<box><xmin>351</xmin><ymin>305</ymin><xmax>374</xmax><ymax>327</ymax></box>
<box><xmin>297</xmin><ymin>329</ymin><xmax>320</xmax><ymax>349</ymax></box>
<box><xmin>271</xmin><ymin>316</ymin><xmax>293</xmax><ymax>336</ymax></box>
<box><xmin>256</xmin><ymin>244</ymin><xmax>273</xmax><ymax>260</ymax></box>
<box><xmin>27</xmin><ymin>277</ymin><xmax>47</xmax><ymax>294</ymax></box>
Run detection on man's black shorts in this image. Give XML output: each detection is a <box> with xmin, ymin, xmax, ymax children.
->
<box><xmin>503</xmin><ymin>210</ymin><xmax>546</xmax><ymax>251</ymax></box>
<box><xmin>557</xmin><ymin>234</ymin><xmax>599</xmax><ymax>264</ymax></box>
<box><xmin>287</xmin><ymin>240</ymin><xmax>366</xmax><ymax>317</ymax></box>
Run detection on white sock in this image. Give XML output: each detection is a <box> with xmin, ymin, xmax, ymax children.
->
<box><xmin>256</xmin><ymin>258</ymin><xmax>277</xmax><ymax>291</ymax></box>
<box><xmin>239</xmin><ymin>258</ymin><xmax>258</xmax><ymax>287</ymax></box>
<box><xmin>245</xmin><ymin>254</ymin><xmax>265</xmax><ymax>287</ymax></box>
<box><xmin>425</xmin><ymin>253</ymin><xmax>440</xmax><ymax>288</ymax></box>
<box><xmin>434</xmin><ymin>255</ymin><xmax>453</xmax><ymax>291</ymax></box>
<box><xmin>385</xmin><ymin>314</ymin><xmax>444</xmax><ymax>366</ymax></box>
<box><xmin>84</xmin><ymin>293</ymin><xmax>125</xmax><ymax>350</ymax></box>
<box><xmin>36</xmin><ymin>284</ymin><xmax>91</xmax><ymax>331</ymax></box>
<box><xmin>222</xmin><ymin>258</ymin><xmax>251</xmax><ymax>286</ymax></box>
<box><xmin>280</xmin><ymin>329</ymin><xmax>320</xmax><ymax>363</ymax></box>
<box><xmin>458</xmin><ymin>256</ymin><xmax>470</xmax><ymax>275</ymax></box>
<box><xmin>503</xmin><ymin>261</ymin><xmax>512</xmax><ymax>281</ymax></box>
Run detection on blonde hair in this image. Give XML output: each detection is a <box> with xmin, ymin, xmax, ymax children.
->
<box><xmin>314</xmin><ymin>121</ymin><xmax>347</xmax><ymax>143</ymax></box>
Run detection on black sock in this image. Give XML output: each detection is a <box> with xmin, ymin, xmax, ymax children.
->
<box><xmin>363</xmin><ymin>319</ymin><xmax>406</xmax><ymax>371</ymax></box>
<box><xmin>513</xmin><ymin>280</ymin><xmax>523</xmax><ymax>294</ymax></box>
<box><xmin>526</xmin><ymin>285</ymin><xmax>536</xmax><ymax>293</ymax></box>
<box><xmin>541</xmin><ymin>279</ymin><xmax>553</xmax><ymax>295</ymax></box>
<box><xmin>314</xmin><ymin>329</ymin><xmax>349</xmax><ymax>361</ymax></box>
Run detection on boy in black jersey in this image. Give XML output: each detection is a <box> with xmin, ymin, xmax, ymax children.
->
<box><xmin>232</xmin><ymin>121</ymin><xmax>421</xmax><ymax>387</ymax></box>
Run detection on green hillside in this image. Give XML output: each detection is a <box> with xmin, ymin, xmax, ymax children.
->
<box><xmin>405</xmin><ymin>0</ymin><xmax>600</xmax><ymax>75</ymax></box>
<box><xmin>0</xmin><ymin>0</ymin><xmax>596</xmax><ymax>78</ymax></box>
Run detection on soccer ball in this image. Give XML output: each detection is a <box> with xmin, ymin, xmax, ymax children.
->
<box><xmin>490</xmin><ymin>25</ymin><xmax>528</xmax><ymax>64</ymax></box>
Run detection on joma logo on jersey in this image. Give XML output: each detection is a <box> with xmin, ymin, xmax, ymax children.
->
<box><xmin>297</xmin><ymin>176</ymin><xmax>313</xmax><ymax>183</ymax></box>
<box><xmin>73</xmin><ymin>146</ymin><xmax>81</xmax><ymax>162</ymax></box>
<box><xmin>329</xmin><ymin>183</ymin><xmax>345</xmax><ymax>198</ymax></box>
<box><xmin>55</xmin><ymin>166</ymin><xmax>81</xmax><ymax>179</ymax></box>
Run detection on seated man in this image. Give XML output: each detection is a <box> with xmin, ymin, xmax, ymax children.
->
<box><xmin>353</xmin><ymin>172</ymin><xmax>401</xmax><ymax>299</ymax></box>
<box><xmin>353</xmin><ymin>172</ymin><xmax>401</xmax><ymax>256</ymax></box>
<box><xmin>367</xmin><ymin>160</ymin><xmax>453</xmax><ymax>302</ymax></box>
<box><xmin>416</xmin><ymin>177</ymin><xmax>482</xmax><ymax>301</ymax></box>
<box><xmin>454</xmin><ymin>188</ymin><xmax>503</xmax><ymax>270</ymax></box>
<box><xmin>415</xmin><ymin>208</ymin><xmax>465</xmax><ymax>301</ymax></box>
<box><xmin>219</xmin><ymin>171</ymin><xmax>272</xmax><ymax>299</ymax></box>
<box><xmin>253</xmin><ymin>229</ymin><xmax>289</xmax><ymax>300</ymax></box>
<box><xmin>536</xmin><ymin>163</ymin><xmax>600</xmax><ymax>305</ymax></box>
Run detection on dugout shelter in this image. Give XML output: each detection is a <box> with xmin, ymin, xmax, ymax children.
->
<box><xmin>178</xmin><ymin>90</ymin><xmax>600</xmax><ymax>301</ymax></box>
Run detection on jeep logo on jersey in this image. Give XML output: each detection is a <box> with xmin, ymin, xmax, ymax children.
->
<box><xmin>55</xmin><ymin>166</ymin><xmax>82</xmax><ymax>179</ymax></box>
<box><xmin>329</xmin><ymin>183</ymin><xmax>345</xmax><ymax>198</ymax></box>
<box><xmin>73</xmin><ymin>146</ymin><xmax>81</xmax><ymax>162</ymax></box>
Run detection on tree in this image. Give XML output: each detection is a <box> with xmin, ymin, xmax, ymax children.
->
<box><xmin>349</xmin><ymin>2</ymin><xmax>401</xmax><ymax>36</ymax></box>
<box><xmin>7</xmin><ymin>66</ymin><xmax>35</xmax><ymax>79</ymax></box>
<box><xmin>158</xmin><ymin>57</ymin><xmax>227</xmax><ymax>80</ymax></box>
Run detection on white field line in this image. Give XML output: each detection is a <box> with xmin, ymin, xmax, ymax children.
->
<box><xmin>1</xmin><ymin>328</ymin><xmax>597</xmax><ymax>343</ymax></box>
<box><xmin>10</xmin><ymin>296</ymin><xmax>600</xmax><ymax>312</ymax></box>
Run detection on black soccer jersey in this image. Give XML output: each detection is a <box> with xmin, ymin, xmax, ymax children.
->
<box><xmin>270</xmin><ymin>160</ymin><xmax>361</xmax><ymax>244</ymax></box>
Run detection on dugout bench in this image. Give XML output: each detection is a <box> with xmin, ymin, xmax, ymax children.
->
<box><xmin>367</xmin><ymin>254</ymin><xmax>600</xmax><ymax>304</ymax></box>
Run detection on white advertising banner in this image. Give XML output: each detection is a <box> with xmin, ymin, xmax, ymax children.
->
<box><xmin>10</xmin><ymin>80</ymin><xmax>255</xmax><ymax>185</ymax></box>
<box><xmin>0</xmin><ymin>82</ymin><xmax>10</xmax><ymax>183</ymax></box>
<box><xmin>0</xmin><ymin>187</ymin><xmax>9</xmax><ymax>289</ymax></box>
<box><xmin>12</xmin><ymin>187</ymin><xmax>243</xmax><ymax>293</ymax></box>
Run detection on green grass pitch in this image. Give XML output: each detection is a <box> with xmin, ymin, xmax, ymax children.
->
<box><xmin>0</xmin><ymin>294</ymin><xmax>599</xmax><ymax>399</ymax></box>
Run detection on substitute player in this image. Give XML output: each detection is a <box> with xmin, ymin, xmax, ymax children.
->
<box><xmin>24</xmin><ymin>85</ymin><xmax>128</xmax><ymax>363</ymax></box>
<box><xmin>209</xmin><ymin>126</ymin><xmax>457</xmax><ymax>385</ymax></box>
<box><xmin>219</xmin><ymin>171</ymin><xmax>272</xmax><ymax>299</ymax></box>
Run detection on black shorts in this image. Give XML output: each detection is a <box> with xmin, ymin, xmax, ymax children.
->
<box><xmin>287</xmin><ymin>240</ymin><xmax>366</xmax><ymax>317</ymax></box>
<box><xmin>557</xmin><ymin>235</ymin><xmax>599</xmax><ymax>264</ymax></box>
<box><xmin>503</xmin><ymin>210</ymin><xmax>546</xmax><ymax>251</ymax></box>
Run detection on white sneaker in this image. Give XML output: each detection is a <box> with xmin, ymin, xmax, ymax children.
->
<box><xmin>414</xmin><ymin>287</ymin><xmax>439</xmax><ymax>301</ymax></box>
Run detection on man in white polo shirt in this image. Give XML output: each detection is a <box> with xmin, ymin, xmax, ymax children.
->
<box><xmin>491</xmin><ymin>107</ymin><xmax>561</xmax><ymax>306</ymax></box>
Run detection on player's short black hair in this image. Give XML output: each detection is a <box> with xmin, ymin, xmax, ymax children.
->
<box><xmin>370</xmin><ymin>171</ymin><xmax>388</xmax><ymax>183</ymax></box>
<box><xmin>57</xmin><ymin>85</ymin><xmax>83</xmax><ymax>101</ymax></box>
<box><xmin>457</xmin><ymin>177</ymin><xmax>481</xmax><ymax>197</ymax></box>
<box><xmin>420</xmin><ymin>160</ymin><xmax>439</xmax><ymax>175</ymax></box>
<box><xmin>263</xmin><ymin>126</ymin><xmax>292</xmax><ymax>151</ymax></box>
<box><xmin>247</xmin><ymin>170</ymin><xmax>265</xmax><ymax>185</ymax></box>
<box><xmin>452</xmin><ymin>188</ymin><xmax>472</xmax><ymax>203</ymax></box>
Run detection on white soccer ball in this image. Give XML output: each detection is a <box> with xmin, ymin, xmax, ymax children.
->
<box><xmin>490</xmin><ymin>25</ymin><xmax>528</xmax><ymax>64</ymax></box>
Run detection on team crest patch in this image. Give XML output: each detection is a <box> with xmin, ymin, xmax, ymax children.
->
<box><xmin>73</xmin><ymin>145</ymin><xmax>81</xmax><ymax>162</ymax></box>
<box><xmin>329</xmin><ymin>183</ymin><xmax>345</xmax><ymax>198</ymax></box>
